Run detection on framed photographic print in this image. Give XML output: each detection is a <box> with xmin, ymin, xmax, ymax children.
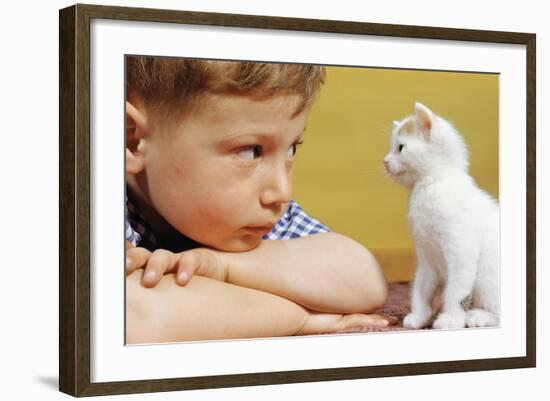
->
<box><xmin>59</xmin><ymin>3</ymin><xmax>536</xmax><ymax>397</ymax></box>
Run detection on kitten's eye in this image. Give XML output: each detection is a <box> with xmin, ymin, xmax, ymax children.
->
<box><xmin>236</xmin><ymin>145</ymin><xmax>262</xmax><ymax>161</ymax></box>
<box><xmin>398</xmin><ymin>144</ymin><xmax>404</xmax><ymax>153</ymax></box>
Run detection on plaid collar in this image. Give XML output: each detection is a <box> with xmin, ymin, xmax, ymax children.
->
<box><xmin>126</xmin><ymin>188</ymin><xmax>201</xmax><ymax>252</ymax></box>
<box><xmin>262</xmin><ymin>200</ymin><xmax>329</xmax><ymax>240</ymax></box>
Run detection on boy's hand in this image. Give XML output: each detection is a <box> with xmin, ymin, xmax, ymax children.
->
<box><xmin>296</xmin><ymin>312</ymin><xmax>398</xmax><ymax>335</ymax></box>
<box><xmin>125</xmin><ymin>241</ymin><xmax>227</xmax><ymax>288</ymax></box>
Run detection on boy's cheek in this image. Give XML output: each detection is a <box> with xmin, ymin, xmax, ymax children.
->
<box><xmin>175</xmin><ymin>213</ymin><xmax>258</xmax><ymax>252</ymax></box>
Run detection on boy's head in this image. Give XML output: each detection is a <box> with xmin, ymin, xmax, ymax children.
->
<box><xmin>126</xmin><ymin>56</ymin><xmax>325</xmax><ymax>129</ymax></box>
<box><xmin>125</xmin><ymin>56</ymin><xmax>325</xmax><ymax>252</ymax></box>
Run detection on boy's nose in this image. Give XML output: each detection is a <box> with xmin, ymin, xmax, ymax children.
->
<box><xmin>260</xmin><ymin>164</ymin><xmax>292</xmax><ymax>206</ymax></box>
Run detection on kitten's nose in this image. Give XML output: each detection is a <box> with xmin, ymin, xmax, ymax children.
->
<box><xmin>383</xmin><ymin>158</ymin><xmax>390</xmax><ymax>169</ymax></box>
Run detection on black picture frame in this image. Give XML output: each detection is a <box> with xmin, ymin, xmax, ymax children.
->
<box><xmin>59</xmin><ymin>3</ymin><xmax>536</xmax><ymax>397</ymax></box>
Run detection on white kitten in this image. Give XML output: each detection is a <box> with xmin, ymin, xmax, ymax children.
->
<box><xmin>384</xmin><ymin>103</ymin><xmax>499</xmax><ymax>330</ymax></box>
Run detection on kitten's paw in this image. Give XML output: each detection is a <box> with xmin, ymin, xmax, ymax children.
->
<box><xmin>432</xmin><ymin>312</ymin><xmax>466</xmax><ymax>330</ymax></box>
<box><xmin>403</xmin><ymin>313</ymin><xmax>430</xmax><ymax>329</ymax></box>
<box><xmin>466</xmin><ymin>309</ymin><xmax>499</xmax><ymax>328</ymax></box>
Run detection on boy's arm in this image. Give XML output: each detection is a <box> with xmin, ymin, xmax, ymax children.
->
<box><xmin>223</xmin><ymin>232</ymin><xmax>387</xmax><ymax>314</ymax></box>
<box><xmin>126</xmin><ymin>270</ymin><xmax>388</xmax><ymax>344</ymax></box>
<box><xmin>126</xmin><ymin>270</ymin><xmax>307</xmax><ymax>343</ymax></box>
<box><xmin>126</xmin><ymin>233</ymin><xmax>387</xmax><ymax>315</ymax></box>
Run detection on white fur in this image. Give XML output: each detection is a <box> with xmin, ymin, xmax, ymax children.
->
<box><xmin>384</xmin><ymin>103</ymin><xmax>500</xmax><ymax>330</ymax></box>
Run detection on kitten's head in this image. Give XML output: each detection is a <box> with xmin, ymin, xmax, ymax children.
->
<box><xmin>383</xmin><ymin>102</ymin><xmax>469</xmax><ymax>188</ymax></box>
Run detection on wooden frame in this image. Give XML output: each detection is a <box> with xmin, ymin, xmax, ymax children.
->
<box><xmin>59</xmin><ymin>3</ymin><xmax>536</xmax><ymax>397</ymax></box>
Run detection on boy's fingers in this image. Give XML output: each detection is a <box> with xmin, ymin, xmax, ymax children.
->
<box><xmin>378</xmin><ymin>314</ymin><xmax>399</xmax><ymax>326</ymax></box>
<box><xmin>141</xmin><ymin>249</ymin><xmax>178</xmax><ymax>288</ymax></box>
<box><xmin>338</xmin><ymin>313</ymin><xmax>394</xmax><ymax>332</ymax></box>
<box><xmin>175</xmin><ymin>251</ymin><xmax>201</xmax><ymax>286</ymax></box>
<box><xmin>362</xmin><ymin>314</ymin><xmax>391</xmax><ymax>327</ymax></box>
<box><xmin>125</xmin><ymin>247</ymin><xmax>151</xmax><ymax>275</ymax></box>
<box><xmin>176</xmin><ymin>249</ymin><xmax>227</xmax><ymax>286</ymax></box>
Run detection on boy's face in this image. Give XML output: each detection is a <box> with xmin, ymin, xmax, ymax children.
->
<box><xmin>131</xmin><ymin>94</ymin><xmax>309</xmax><ymax>252</ymax></box>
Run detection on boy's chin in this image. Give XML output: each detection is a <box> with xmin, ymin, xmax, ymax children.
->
<box><xmin>212</xmin><ymin>236</ymin><xmax>263</xmax><ymax>253</ymax></box>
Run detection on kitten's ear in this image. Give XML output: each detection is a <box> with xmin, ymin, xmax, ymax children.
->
<box><xmin>414</xmin><ymin>102</ymin><xmax>434</xmax><ymax>140</ymax></box>
<box><xmin>392</xmin><ymin>120</ymin><xmax>400</xmax><ymax>130</ymax></box>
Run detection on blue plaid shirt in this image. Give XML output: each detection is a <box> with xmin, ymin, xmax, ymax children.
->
<box><xmin>126</xmin><ymin>198</ymin><xmax>329</xmax><ymax>250</ymax></box>
<box><xmin>262</xmin><ymin>201</ymin><xmax>330</xmax><ymax>240</ymax></box>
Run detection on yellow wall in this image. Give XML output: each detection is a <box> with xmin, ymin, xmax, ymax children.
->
<box><xmin>293</xmin><ymin>66</ymin><xmax>499</xmax><ymax>281</ymax></box>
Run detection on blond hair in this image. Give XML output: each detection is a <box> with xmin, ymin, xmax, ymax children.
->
<box><xmin>126</xmin><ymin>56</ymin><xmax>325</xmax><ymax>125</ymax></box>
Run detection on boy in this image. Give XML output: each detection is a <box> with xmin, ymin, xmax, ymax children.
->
<box><xmin>124</xmin><ymin>57</ymin><xmax>390</xmax><ymax>344</ymax></box>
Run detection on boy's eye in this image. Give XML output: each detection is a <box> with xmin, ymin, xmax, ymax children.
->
<box><xmin>287</xmin><ymin>141</ymin><xmax>303</xmax><ymax>159</ymax></box>
<box><xmin>287</xmin><ymin>144</ymin><xmax>297</xmax><ymax>158</ymax></box>
<box><xmin>398</xmin><ymin>144</ymin><xmax>404</xmax><ymax>153</ymax></box>
<box><xmin>236</xmin><ymin>145</ymin><xmax>262</xmax><ymax>160</ymax></box>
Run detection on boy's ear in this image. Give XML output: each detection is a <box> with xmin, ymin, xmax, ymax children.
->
<box><xmin>414</xmin><ymin>102</ymin><xmax>434</xmax><ymax>140</ymax></box>
<box><xmin>126</xmin><ymin>101</ymin><xmax>148</xmax><ymax>174</ymax></box>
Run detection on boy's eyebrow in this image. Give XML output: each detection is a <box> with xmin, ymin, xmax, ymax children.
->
<box><xmin>220</xmin><ymin>126</ymin><xmax>307</xmax><ymax>143</ymax></box>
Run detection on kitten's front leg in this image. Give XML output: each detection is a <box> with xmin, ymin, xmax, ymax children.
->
<box><xmin>432</xmin><ymin>253</ymin><xmax>477</xmax><ymax>330</ymax></box>
<box><xmin>403</xmin><ymin>262</ymin><xmax>437</xmax><ymax>329</ymax></box>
